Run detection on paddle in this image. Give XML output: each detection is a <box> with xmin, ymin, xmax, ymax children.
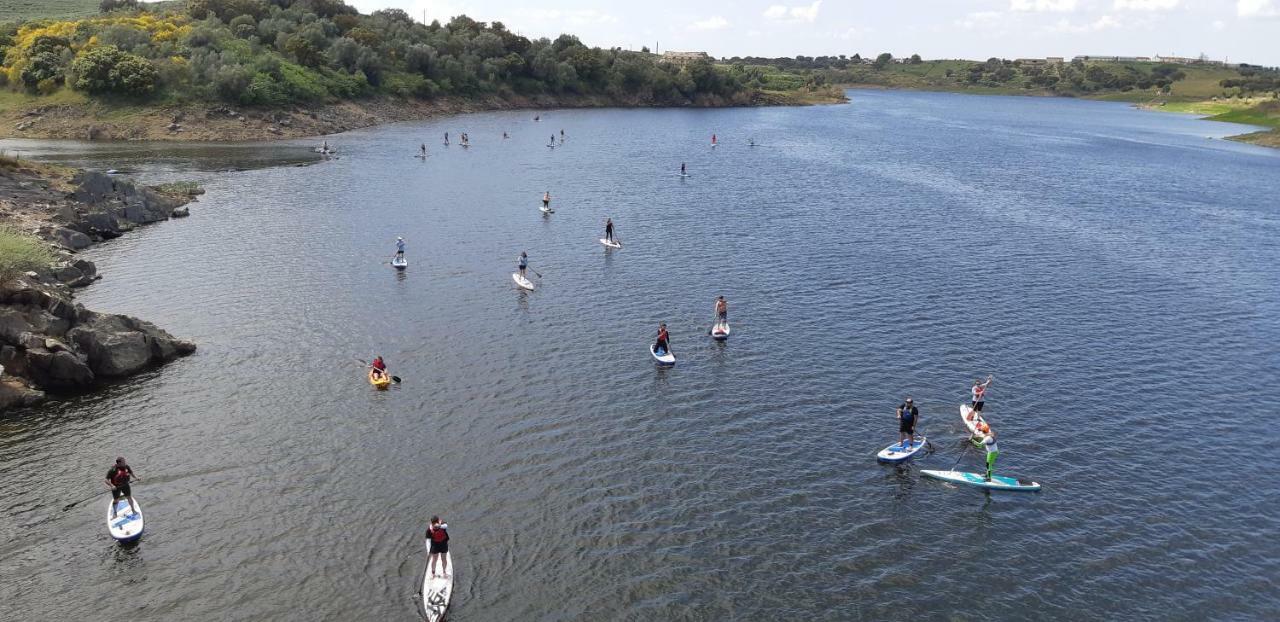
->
<box><xmin>62</xmin><ymin>490</ymin><xmax>103</xmax><ymax>512</ymax></box>
<box><xmin>354</xmin><ymin>358</ymin><xmax>401</xmax><ymax>384</ymax></box>
<box><xmin>947</xmin><ymin>438</ymin><xmax>972</xmax><ymax>472</ymax></box>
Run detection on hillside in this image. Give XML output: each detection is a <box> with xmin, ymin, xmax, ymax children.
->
<box><xmin>0</xmin><ymin>1</ymin><xmax>844</xmax><ymax>141</ymax></box>
<box><xmin>0</xmin><ymin>0</ymin><xmax>97</xmax><ymax>22</ymax></box>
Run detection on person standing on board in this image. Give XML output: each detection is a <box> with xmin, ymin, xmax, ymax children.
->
<box><xmin>542</xmin><ymin>191</ymin><xmax>551</xmax><ymax>210</ymax></box>
<box><xmin>970</xmin><ymin>375</ymin><xmax>993</xmax><ymax>414</ymax></box>
<box><xmin>979</xmin><ymin>426</ymin><xmax>999</xmax><ymax>481</ymax></box>
<box><xmin>395</xmin><ymin>237</ymin><xmax>405</xmax><ymax>261</ymax></box>
<box><xmin>443</xmin><ymin>132</ymin><xmax>449</xmax><ymax>145</ymax></box>
<box><xmin>502</xmin><ymin>131</ymin><xmax>509</xmax><ymax>139</ymax></box>
<box><xmin>655</xmin><ymin>323</ymin><xmax>671</xmax><ymax>356</ymax></box>
<box><xmin>680</xmin><ymin>163</ymin><xmax>687</xmax><ymax>176</ymax></box>
<box><xmin>419</xmin><ymin>143</ymin><xmax>426</xmax><ymax>156</ymax></box>
<box><xmin>711</xmin><ymin>133</ymin><xmax>717</xmax><ymax>145</ymax></box>
<box><xmin>105</xmin><ymin>457</ymin><xmax>140</xmax><ymax>519</ymax></box>
<box><xmin>897</xmin><ymin>397</ymin><xmax>919</xmax><ymax>449</ymax></box>
<box><xmin>425</xmin><ymin>516</ymin><xmax>450</xmax><ymax>578</ymax></box>
<box><xmin>518</xmin><ymin>252</ymin><xmax>529</xmax><ymax>279</ymax></box>
<box><xmin>714</xmin><ymin>296</ymin><xmax>728</xmax><ymax>323</ymax></box>
<box><xmin>605</xmin><ymin>218</ymin><xmax>614</xmax><ymax>243</ymax></box>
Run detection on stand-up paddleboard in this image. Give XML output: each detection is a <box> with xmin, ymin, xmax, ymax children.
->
<box><xmin>961</xmin><ymin>404</ymin><xmax>988</xmax><ymax>447</ymax></box>
<box><xmin>547</xmin><ymin>143</ymin><xmax>556</xmax><ymax>149</ymax></box>
<box><xmin>540</xmin><ymin>205</ymin><xmax>554</xmax><ymax>214</ymax></box>
<box><xmin>392</xmin><ymin>257</ymin><xmax>408</xmax><ymax>270</ymax></box>
<box><xmin>599</xmin><ymin>238</ymin><xmax>621</xmax><ymax>249</ymax></box>
<box><xmin>650</xmin><ymin>344</ymin><xmax>675</xmax><ymax>366</ymax></box>
<box><xmin>420</xmin><ymin>548</ymin><xmax>453</xmax><ymax>622</ymax></box>
<box><xmin>414</xmin><ymin>154</ymin><xmax>428</xmax><ymax>159</ymax></box>
<box><xmin>711</xmin><ymin>321</ymin><xmax>730</xmax><ymax>341</ymax></box>
<box><xmin>677</xmin><ymin>173</ymin><xmax>690</xmax><ymax>178</ymax></box>
<box><xmin>877</xmin><ymin>436</ymin><xmax>927</xmax><ymax>463</ymax></box>
<box><xmin>512</xmin><ymin>273</ymin><xmax>535</xmax><ymax>291</ymax></box>
<box><xmin>921</xmin><ymin>469</ymin><xmax>1040</xmax><ymax>492</ymax></box>
<box><xmin>107</xmin><ymin>497</ymin><xmax>144</xmax><ymax>542</ymax></box>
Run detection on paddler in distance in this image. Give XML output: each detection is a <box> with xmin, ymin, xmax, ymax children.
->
<box><xmin>897</xmin><ymin>397</ymin><xmax>919</xmax><ymax>450</ymax></box>
<box><xmin>970</xmin><ymin>375</ymin><xmax>993</xmax><ymax>419</ymax></box>
<box><xmin>395</xmin><ymin>237</ymin><xmax>405</xmax><ymax>262</ymax></box>
<box><xmin>518</xmin><ymin>251</ymin><xmax>529</xmax><ymax>280</ymax></box>
<box><xmin>715</xmin><ymin>296</ymin><xmax>728</xmax><ymax>323</ymax></box>
<box><xmin>604</xmin><ymin>218</ymin><xmax>614</xmax><ymax>243</ymax></box>
<box><xmin>654</xmin><ymin>323</ymin><xmax>671</xmax><ymax>356</ymax></box>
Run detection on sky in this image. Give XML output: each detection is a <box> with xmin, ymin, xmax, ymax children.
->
<box><xmin>348</xmin><ymin>0</ymin><xmax>1280</xmax><ymax>65</ymax></box>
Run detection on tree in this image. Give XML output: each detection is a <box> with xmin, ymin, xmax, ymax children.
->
<box><xmin>100</xmin><ymin>0</ymin><xmax>139</xmax><ymax>12</ymax></box>
<box><xmin>872</xmin><ymin>52</ymin><xmax>892</xmax><ymax>70</ymax></box>
<box><xmin>69</xmin><ymin>45</ymin><xmax>156</xmax><ymax>95</ymax></box>
<box><xmin>909</xmin><ymin>54</ymin><xmax>922</xmax><ymax>64</ymax></box>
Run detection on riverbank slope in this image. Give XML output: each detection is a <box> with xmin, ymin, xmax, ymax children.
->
<box><xmin>0</xmin><ymin>156</ymin><xmax>197</xmax><ymax>409</ymax></box>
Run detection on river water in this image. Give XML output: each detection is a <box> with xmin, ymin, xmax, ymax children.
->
<box><xmin>2</xmin><ymin>90</ymin><xmax>1278</xmax><ymax>621</ymax></box>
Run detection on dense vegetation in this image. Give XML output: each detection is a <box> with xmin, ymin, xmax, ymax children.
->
<box><xmin>730</xmin><ymin>54</ymin><xmax>1280</xmax><ymax>101</ymax></box>
<box><xmin>0</xmin><ymin>0</ymin><xmax>761</xmax><ymax>106</ymax></box>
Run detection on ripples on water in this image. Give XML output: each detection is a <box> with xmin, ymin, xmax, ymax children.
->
<box><xmin>1</xmin><ymin>90</ymin><xmax>1278</xmax><ymax>620</ymax></box>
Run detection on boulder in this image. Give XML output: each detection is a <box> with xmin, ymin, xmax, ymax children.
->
<box><xmin>68</xmin><ymin>313</ymin><xmax>195</xmax><ymax>377</ymax></box>
<box><xmin>53</xmin><ymin>227</ymin><xmax>92</xmax><ymax>250</ymax></box>
<box><xmin>80</xmin><ymin>210</ymin><xmax>121</xmax><ymax>237</ymax></box>
<box><xmin>0</xmin><ymin>379</ymin><xmax>45</xmax><ymax>409</ymax></box>
<box><xmin>25</xmin><ymin>348</ymin><xmax>95</xmax><ymax>390</ymax></box>
<box><xmin>171</xmin><ymin>206</ymin><xmax>189</xmax><ymax>218</ymax></box>
<box><xmin>0</xmin><ymin>308</ymin><xmax>34</xmax><ymax>343</ymax></box>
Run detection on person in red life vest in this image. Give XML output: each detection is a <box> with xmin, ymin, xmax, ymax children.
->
<box><xmin>104</xmin><ymin>457</ymin><xmax>141</xmax><ymax>519</ymax></box>
<box><xmin>371</xmin><ymin>356</ymin><xmax>388</xmax><ymax>381</ymax></box>
<box><xmin>425</xmin><ymin>516</ymin><xmax>450</xmax><ymax>578</ymax></box>
<box><xmin>654</xmin><ymin>323</ymin><xmax>670</xmax><ymax>356</ymax></box>
<box><xmin>970</xmin><ymin>375</ymin><xmax>994</xmax><ymax>416</ymax></box>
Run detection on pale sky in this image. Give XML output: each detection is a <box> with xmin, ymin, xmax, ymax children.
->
<box><xmin>348</xmin><ymin>0</ymin><xmax>1280</xmax><ymax>65</ymax></box>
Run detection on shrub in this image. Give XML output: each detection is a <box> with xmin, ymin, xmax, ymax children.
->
<box><xmin>0</xmin><ymin>227</ymin><xmax>57</xmax><ymax>284</ymax></box>
<box><xmin>242</xmin><ymin>71</ymin><xmax>286</xmax><ymax>104</ymax></box>
<box><xmin>70</xmin><ymin>46</ymin><xmax>157</xmax><ymax>95</ymax></box>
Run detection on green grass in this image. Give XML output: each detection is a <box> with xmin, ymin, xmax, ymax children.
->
<box><xmin>0</xmin><ymin>225</ymin><xmax>57</xmax><ymax>282</ymax></box>
<box><xmin>0</xmin><ymin>0</ymin><xmax>98</xmax><ymax>21</ymax></box>
<box><xmin>0</xmin><ymin>88</ymin><xmax>89</xmax><ymax>108</ymax></box>
<box><xmin>1209</xmin><ymin>100</ymin><xmax>1280</xmax><ymax>129</ymax></box>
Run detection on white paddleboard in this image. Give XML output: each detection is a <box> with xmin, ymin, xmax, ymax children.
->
<box><xmin>921</xmin><ymin>469</ymin><xmax>1040</xmax><ymax>492</ymax></box>
<box><xmin>107</xmin><ymin>497</ymin><xmax>144</xmax><ymax>542</ymax></box>
<box><xmin>540</xmin><ymin>205</ymin><xmax>554</xmax><ymax>214</ymax></box>
<box><xmin>677</xmin><ymin>173</ymin><xmax>690</xmax><ymax>178</ymax></box>
<box><xmin>392</xmin><ymin>257</ymin><xmax>408</xmax><ymax>270</ymax></box>
<box><xmin>421</xmin><ymin>548</ymin><xmax>453</xmax><ymax>622</ymax></box>
<box><xmin>961</xmin><ymin>404</ymin><xmax>988</xmax><ymax>446</ymax></box>
<box><xmin>512</xmin><ymin>273</ymin><xmax>534</xmax><ymax>290</ymax></box>
<box><xmin>876</xmin><ymin>436</ymin><xmax>927</xmax><ymax>463</ymax></box>
<box><xmin>710</xmin><ymin>321</ymin><xmax>730</xmax><ymax>341</ymax></box>
<box><xmin>651</xmin><ymin>344</ymin><xmax>675</xmax><ymax>365</ymax></box>
<box><xmin>599</xmin><ymin>238</ymin><xmax>621</xmax><ymax>249</ymax></box>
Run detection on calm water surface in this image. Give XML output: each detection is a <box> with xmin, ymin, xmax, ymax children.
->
<box><xmin>2</xmin><ymin>90</ymin><xmax>1278</xmax><ymax>621</ymax></box>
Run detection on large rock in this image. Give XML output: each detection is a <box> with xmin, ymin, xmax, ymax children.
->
<box><xmin>53</xmin><ymin>227</ymin><xmax>92</xmax><ymax>250</ymax></box>
<box><xmin>68</xmin><ymin>313</ymin><xmax>195</xmax><ymax>377</ymax></box>
<box><xmin>25</xmin><ymin>348</ymin><xmax>95</xmax><ymax>389</ymax></box>
<box><xmin>0</xmin><ymin>379</ymin><xmax>45</xmax><ymax>409</ymax></box>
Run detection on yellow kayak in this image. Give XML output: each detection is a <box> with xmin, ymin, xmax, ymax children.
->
<box><xmin>369</xmin><ymin>369</ymin><xmax>391</xmax><ymax>389</ymax></box>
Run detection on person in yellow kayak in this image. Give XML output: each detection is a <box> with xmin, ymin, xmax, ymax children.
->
<box><xmin>370</xmin><ymin>356</ymin><xmax>388</xmax><ymax>382</ymax></box>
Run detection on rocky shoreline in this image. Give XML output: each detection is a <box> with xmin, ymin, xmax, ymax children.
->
<box><xmin>0</xmin><ymin>90</ymin><xmax>848</xmax><ymax>143</ymax></box>
<box><xmin>0</xmin><ymin>162</ymin><xmax>197</xmax><ymax>409</ymax></box>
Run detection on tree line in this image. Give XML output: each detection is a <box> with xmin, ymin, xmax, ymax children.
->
<box><xmin>0</xmin><ymin>0</ymin><xmax>755</xmax><ymax>106</ymax></box>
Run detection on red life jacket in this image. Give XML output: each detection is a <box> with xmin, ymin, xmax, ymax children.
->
<box><xmin>111</xmin><ymin>467</ymin><xmax>130</xmax><ymax>486</ymax></box>
<box><xmin>430</xmin><ymin>526</ymin><xmax>449</xmax><ymax>543</ymax></box>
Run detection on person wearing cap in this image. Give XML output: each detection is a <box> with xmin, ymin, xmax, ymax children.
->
<box><xmin>971</xmin><ymin>375</ymin><xmax>993</xmax><ymax>415</ymax></box>
<box><xmin>104</xmin><ymin>457</ymin><xmax>140</xmax><ymax>519</ymax></box>
<box><xmin>896</xmin><ymin>397</ymin><xmax>919</xmax><ymax>449</ymax></box>
<box><xmin>395</xmin><ymin>237</ymin><xmax>405</xmax><ymax>261</ymax></box>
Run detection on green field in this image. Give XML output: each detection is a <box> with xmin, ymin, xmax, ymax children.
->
<box><xmin>0</xmin><ymin>0</ymin><xmax>98</xmax><ymax>21</ymax></box>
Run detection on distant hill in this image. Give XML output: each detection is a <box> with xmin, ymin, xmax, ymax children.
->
<box><xmin>0</xmin><ymin>0</ymin><xmax>98</xmax><ymax>22</ymax></box>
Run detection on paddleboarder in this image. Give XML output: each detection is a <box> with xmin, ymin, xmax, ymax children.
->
<box><xmin>443</xmin><ymin>132</ymin><xmax>449</xmax><ymax>145</ymax></box>
<box><xmin>542</xmin><ymin>191</ymin><xmax>551</xmax><ymax>210</ymax></box>
<box><xmin>979</xmin><ymin>426</ymin><xmax>999</xmax><ymax>481</ymax></box>
<box><xmin>605</xmin><ymin>218</ymin><xmax>614</xmax><ymax>243</ymax></box>
<box><xmin>518</xmin><ymin>251</ymin><xmax>529</xmax><ymax>279</ymax></box>
<box><xmin>395</xmin><ymin>237</ymin><xmax>405</xmax><ymax>261</ymax></box>
<box><xmin>105</xmin><ymin>457</ymin><xmax>140</xmax><ymax>519</ymax></box>
<box><xmin>425</xmin><ymin>516</ymin><xmax>450</xmax><ymax>578</ymax></box>
<box><xmin>715</xmin><ymin>296</ymin><xmax>728</xmax><ymax>322</ymax></box>
<box><xmin>680</xmin><ymin>163</ymin><xmax>686</xmax><ymax>176</ymax></box>
<box><xmin>655</xmin><ymin>323</ymin><xmax>670</xmax><ymax>356</ymax></box>
<box><xmin>970</xmin><ymin>375</ymin><xmax>994</xmax><ymax>416</ymax></box>
<box><xmin>897</xmin><ymin>397</ymin><xmax>919</xmax><ymax>449</ymax></box>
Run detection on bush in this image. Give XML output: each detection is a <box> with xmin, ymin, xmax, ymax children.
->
<box><xmin>70</xmin><ymin>46</ymin><xmax>157</xmax><ymax>95</ymax></box>
<box><xmin>242</xmin><ymin>71</ymin><xmax>287</xmax><ymax>105</ymax></box>
<box><xmin>0</xmin><ymin>227</ymin><xmax>57</xmax><ymax>284</ymax></box>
